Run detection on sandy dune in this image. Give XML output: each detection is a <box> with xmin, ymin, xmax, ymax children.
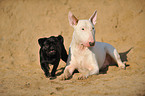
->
<box><xmin>0</xmin><ymin>0</ymin><xmax>145</xmax><ymax>96</ymax></box>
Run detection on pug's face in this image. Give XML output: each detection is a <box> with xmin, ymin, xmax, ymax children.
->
<box><xmin>38</xmin><ymin>35</ymin><xmax>64</xmax><ymax>56</ymax></box>
<box><xmin>42</xmin><ymin>37</ymin><xmax>58</xmax><ymax>56</ymax></box>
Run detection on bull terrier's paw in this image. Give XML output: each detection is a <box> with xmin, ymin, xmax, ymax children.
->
<box><xmin>119</xmin><ymin>62</ymin><xmax>126</xmax><ymax>70</ymax></box>
<box><xmin>78</xmin><ymin>74</ymin><xmax>88</xmax><ymax>80</ymax></box>
<box><xmin>59</xmin><ymin>74</ymin><xmax>67</xmax><ymax>80</ymax></box>
<box><xmin>59</xmin><ymin>74</ymin><xmax>70</xmax><ymax>80</ymax></box>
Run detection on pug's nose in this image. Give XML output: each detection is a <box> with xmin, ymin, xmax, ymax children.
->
<box><xmin>50</xmin><ymin>46</ymin><xmax>54</xmax><ymax>50</ymax></box>
<box><xmin>89</xmin><ymin>42</ymin><xmax>95</xmax><ymax>46</ymax></box>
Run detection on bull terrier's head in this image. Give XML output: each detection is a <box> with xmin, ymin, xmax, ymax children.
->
<box><xmin>68</xmin><ymin>10</ymin><xmax>97</xmax><ymax>47</ymax></box>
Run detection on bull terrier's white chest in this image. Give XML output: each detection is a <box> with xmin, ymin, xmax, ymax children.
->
<box><xmin>71</xmin><ymin>47</ymin><xmax>96</xmax><ymax>72</ymax></box>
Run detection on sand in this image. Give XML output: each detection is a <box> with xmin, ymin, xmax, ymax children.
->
<box><xmin>0</xmin><ymin>0</ymin><xmax>145</xmax><ymax>96</ymax></box>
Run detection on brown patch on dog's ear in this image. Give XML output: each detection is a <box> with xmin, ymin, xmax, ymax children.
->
<box><xmin>57</xmin><ymin>35</ymin><xmax>64</xmax><ymax>43</ymax></box>
<box><xmin>38</xmin><ymin>38</ymin><xmax>47</xmax><ymax>47</ymax></box>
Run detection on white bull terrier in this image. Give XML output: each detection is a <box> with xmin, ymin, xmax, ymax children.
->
<box><xmin>61</xmin><ymin>10</ymin><xmax>126</xmax><ymax>80</ymax></box>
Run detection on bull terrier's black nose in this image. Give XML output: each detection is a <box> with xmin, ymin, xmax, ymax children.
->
<box><xmin>89</xmin><ymin>42</ymin><xmax>95</xmax><ymax>46</ymax></box>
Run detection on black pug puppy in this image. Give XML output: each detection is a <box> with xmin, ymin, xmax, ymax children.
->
<box><xmin>38</xmin><ymin>35</ymin><xmax>68</xmax><ymax>77</ymax></box>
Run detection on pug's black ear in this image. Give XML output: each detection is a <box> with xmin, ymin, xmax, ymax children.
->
<box><xmin>38</xmin><ymin>38</ymin><xmax>47</xmax><ymax>47</ymax></box>
<box><xmin>57</xmin><ymin>35</ymin><xmax>64</xmax><ymax>43</ymax></box>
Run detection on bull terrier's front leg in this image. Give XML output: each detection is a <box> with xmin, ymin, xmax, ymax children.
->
<box><xmin>78</xmin><ymin>65</ymin><xmax>99</xmax><ymax>80</ymax></box>
<box><xmin>60</xmin><ymin>64</ymin><xmax>75</xmax><ymax>80</ymax></box>
<box><xmin>78</xmin><ymin>55</ymin><xmax>100</xmax><ymax>80</ymax></box>
<box><xmin>60</xmin><ymin>56</ymin><xmax>76</xmax><ymax>80</ymax></box>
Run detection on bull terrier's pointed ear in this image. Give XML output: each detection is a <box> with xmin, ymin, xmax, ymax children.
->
<box><xmin>89</xmin><ymin>10</ymin><xmax>97</xmax><ymax>25</ymax></box>
<box><xmin>68</xmin><ymin>11</ymin><xmax>78</xmax><ymax>26</ymax></box>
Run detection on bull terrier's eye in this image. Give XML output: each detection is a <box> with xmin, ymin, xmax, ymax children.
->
<box><xmin>82</xmin><ymin>28</ymin><xmax>84</xmax><ymax>30</ymax></box>
<box><xmin>92</xmin><ymin>27</ymin><xmax>94</xmax><ymax>30</ymax></box>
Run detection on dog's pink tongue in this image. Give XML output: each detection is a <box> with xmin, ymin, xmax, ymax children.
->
<box><xmin>50</xmin><ymin>50</ymin><xmax>55</xmax><ymax>53</ymax></box>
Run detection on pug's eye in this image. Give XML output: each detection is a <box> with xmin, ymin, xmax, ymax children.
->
<box><xmin>92</xmin><ymin>27</ymin><xmax>94</xmax><ymax>30</ymax></box>
<box><xmin>82</xmin><ymin>28</ymin><xmax>85</xmax><ymax>30</ymax></box>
